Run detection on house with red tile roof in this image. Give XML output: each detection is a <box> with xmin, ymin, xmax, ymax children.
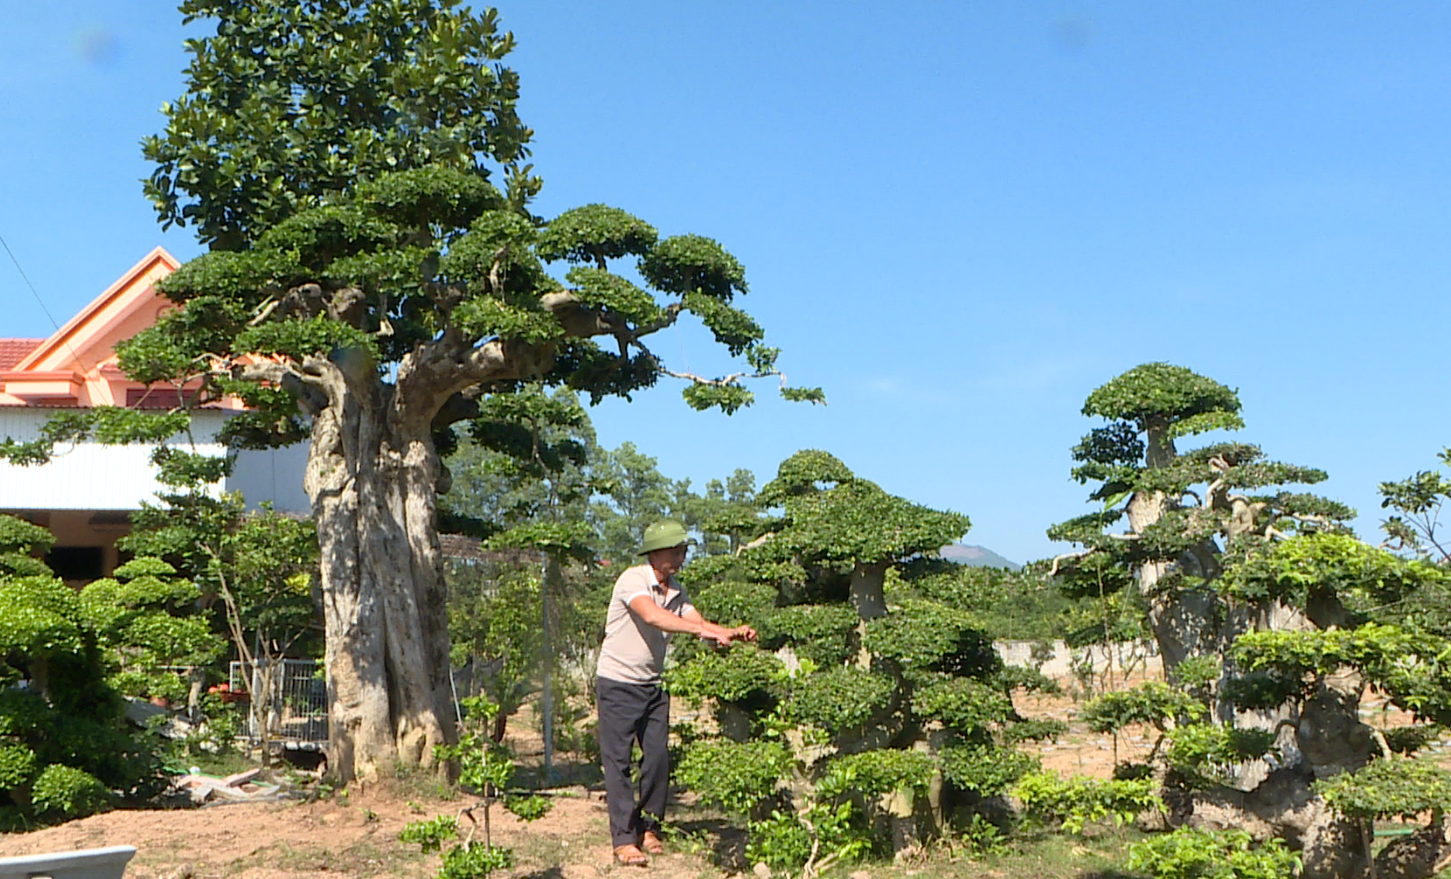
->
<box><xmin>1</xmin><ymin>248</ymin><xmax>307</xmax><ymax>580</ymax></box>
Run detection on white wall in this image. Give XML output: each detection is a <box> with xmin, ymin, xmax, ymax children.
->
<box><xmin>0</xmin><ymin>408</ymin><xmax>307</xmax><ymax>514</ymax></box>
<box><xmin>229</xmin><ymin>442</ymin><xmax>310</xmax><ymax>514</ymax></box>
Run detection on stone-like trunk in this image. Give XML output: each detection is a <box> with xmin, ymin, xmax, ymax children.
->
<box><xmin>306</xmin><ymin>380</ymin><xmax>455</xmax><ymax>783</ymax></box>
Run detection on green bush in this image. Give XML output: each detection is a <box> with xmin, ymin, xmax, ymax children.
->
<box><xmin>687</xmin><ymin>578</ymin><xmax>776</xmax><ymax>625</ymax></box>
<box><xmin>758</xmin><ymin>603</ymin><xmax>857</xmax><ymax>666</ymax></box>
<box><xmin>787</xmin><ymin>667</ymin><xmax>895</xmax><ymax>731</ymax></box>
<box><xmin>1128</xmin><ymin>827</ymin><xmax>1300</xmax><ymax>879</ymax></box>
<box><xmin>674</xmin><ymin>739</ymin><xmax>790</xmax><ymax>815</ymax></box>
<box><xmin>817</xmin><ymin>749</ymin><xmax>935</xmax><ymax>799</ymax></box>
<box><xmin>1002</xmin><ymin>718</ymin><xmax>1069</xmax><ymax>744</ymax></box>
<box><xmin>439</xmin><ymin>843</ymin><xmax>513</xmax><ymax>879</ymax></box>
<box><xmin>30</xmin><ymin>764</ymin><xmax>110</xmax><ymax>819</ymax></box>
<box><xmin>1081</xmin><ymin>681</ymin><xmax>1205</xmax><ymax>734</ymax></box>
<box><xmin>911</xmin><ymin>677</ymin><xmax>1012</xmax><ymax>738</ymax></box>
<box><xmin>0</xmin><ymin>566</ymin><xmax>167</xmax><ymax>824</ymax></box>
<box><xmin>862</xmin><ymin>599</ymin><xmax>999</xmax><ymax>677</ymax></box>
<box><xmin>745</xmin><ymin>810</ymin><xmax>814</xmax><ymax>870</ymax></box>
<box><xmin>746</xmin><ymin>802</ymin><xmax>870</xmax><ymax>872</ymax></box>
<box><xmin>400</xmin><ymin>815</ymin><xmax>459</xmax><ymax>852</ymax></box>
<box><xmin>940</xmin><ymin>744</ymin><xmax>1039</xmax><ymax>796</ymax></box>
<box><xmin>0</xmin><ymin>744</ymin><xmax>36</xmax><ymax>794</ymax></box>
<box><xmin>1011</xmin><ymin>771</ymin><xmax>1160</xmax><ymax>834</ymax></box>
<box><xmin>665</xmin><ymin>643</ymin><xmax>784</xmax><ymax>706</ymax></box>
<box><xmin>502</xmin><ymin>793</ymin><xmax>552</xmax><ymax>822</ymax></box>
<box><xmin>1164</xmin><ymin>724</ymin><xmax>1276</xmax><ymax>787</ymax></box>
<box><xmin>1314</xmin><ymin>754</ymin><xmax>1451</xmax><ymax>822</ymax></box>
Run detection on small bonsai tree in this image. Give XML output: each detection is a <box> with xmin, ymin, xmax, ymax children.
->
<box><xmin>0</xmin><ymin>515</ymin><xmax>166</xmax><ymax>827</ymax></box>
<box><xmin>79</xmin><ymin>557</ymin><xmax>226</xmax><ymax>708</ymax></box>
<box><xmin>401</xmin><ymin>694</ymin><xmax>553</xmax><ymax>879</ymax></box>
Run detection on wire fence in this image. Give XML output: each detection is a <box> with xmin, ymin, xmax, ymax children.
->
<box><xmin>229</xmin><ymin>659</ymin><xmax>328</xmax><ymax>746</ymax></box>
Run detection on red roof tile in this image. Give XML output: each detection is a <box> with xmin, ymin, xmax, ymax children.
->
<box><xmin>0</xmin><ymin>339</ymin><xmax>43</xmax><ymax>371</ymax></box>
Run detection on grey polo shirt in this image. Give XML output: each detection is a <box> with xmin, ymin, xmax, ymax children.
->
<box><xmin>596</xmin><ymin>563</ymin><xmax>695</xmax><ymax>685</ymax></box>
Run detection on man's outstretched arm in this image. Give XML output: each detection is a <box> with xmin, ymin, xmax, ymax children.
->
<box><xmin>627</xmin><ymin>596</ymin><xmax>756</xmax><ymax>646</ymax></box>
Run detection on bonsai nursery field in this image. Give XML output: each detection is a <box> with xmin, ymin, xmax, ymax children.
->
<box><xmin>0</xmin><ymin>681</ymin><xmax>1421</xmax><ymax>879</ymax></box>
<box><xmin>0</xmin><ymin>684</ymin><xmax>1163</xmax><ymax>879</ymax></box>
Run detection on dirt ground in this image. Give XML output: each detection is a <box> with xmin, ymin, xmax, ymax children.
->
<box><xmin>0</xmin><ymin>682</ymin><xmax>1415</xmax><ymax>879</ymax></box>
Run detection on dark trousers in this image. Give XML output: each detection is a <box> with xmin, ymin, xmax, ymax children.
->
<box><xmin>597</xmin><ymin>677</ymin><xmax>670</xmax><ymax>848</ymax></box>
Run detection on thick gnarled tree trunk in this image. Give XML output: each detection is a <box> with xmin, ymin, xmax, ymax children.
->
<box><xmin>306</xmin><ymin>374</ymin><xmax>455</xmax><ymax>783</ymax></box>
<box><xmin>244</xmin><ymin>292</ymin><xmax>570</xmax><ymax>783</ymax></box>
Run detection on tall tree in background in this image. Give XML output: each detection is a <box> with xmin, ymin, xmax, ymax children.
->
<box><xmin>588</xmin><ymin>441</ymin><xmax>686</xmax><ymax>562</ymax></box>
<box><xmin>1380</xmin><ymin>446</ymin><xmax>1451</xmax><ymax>565</ymax></box>
<box><xmin>123</xmin><ymin>0</ymin><xmax>821</xmax><ymax>782</ymax></box>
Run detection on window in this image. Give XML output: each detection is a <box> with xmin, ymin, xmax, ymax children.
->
<box><xmin>126</xmin><ymin>387</ymin><xmax>197</xmax><ymax>409</ymax></box>
<box><xmin>46</xmin><ymin>546</ymin><xmax>105</xmax><ymax>581</ymax></box>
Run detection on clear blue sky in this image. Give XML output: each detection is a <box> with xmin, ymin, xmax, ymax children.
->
<box><xmin>3</xmin><ymin>3</ymin><xmax>1449</xmax><ymax>565</ymax></box>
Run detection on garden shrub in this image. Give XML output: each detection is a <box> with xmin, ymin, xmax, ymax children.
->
<box><xmin>939</xmin><ymin>743</ymin><xmax>1039</xmax><ymax>797</ymax></box>
<box><xmin>816</xmin><ymin>749</ymin><xmax>935</xmax><ymax>800</ymax></box>
<box><xmin>0</xmin><ymin>525</ymin><xmax>168</xmax><ymax>825</ymax></box>
<box><xmin>439</xmin><ymin>844</ymin><xmax>512</xmax><ymax>879</ymax></box>
<box><xmin>673</xmin><ymin>739</ymin><xmax>790</xmax><ymax>815</ymax></box>
<box><xmin>78</xmin><ymin>557</ymin><xmax>224</xmax><ymax>703</ymax></box>
<box><xmin>787</xmin><ymin>666</ymin><xmax>896</xmax><ymax>732</ymax></box>
<box><xmin>687</xmin><ymin>578</ymin><xmax>776</xmax><ymax>626</ymax></box>
<box><xmin>862</xmin><ymin>598</ymin><xmax>999</xmax><ymax>677</ymax></box>
<box><xmin>1012</xmin><ymin>771</ymin><xmax>1160</xmax><ymax>834</ymax></box>
<box><xmin>30</xmin><ymin>764</ymin><xmax>110</xmax><ymax>820</ymax></box>
<box><xmin>1313</xmin><ymin>754</ymin><xmax>1451</xmax><ymax>823</ymax></box>
<box><xmin>1163</xmin><ymin>724</ymin><xmax>1276</xmax><ymax>787</ymax></box>
<box><xmin>744</xmin><ymin>810</ymin><xmax>814</xmax><ymax>869</ymax></box>
<box><xmin>665</xmin><ymin>642</ymin><xmax>784</xmax><ymax>707</ymax></box>
<box><xmin>399</xmin><ymin>815</ymin><xmax>459</xmax><ymax>852</ymax></box>
<box><xmin>1128</xmin><ymin>827</ymin><xmax>1300</xmax><ymax>879</ymax></box>
<box><xmin>911</xmin><ymin>677</ymin><xmax>1012</xmax><ymax>739</ymax></box>
<box><xmin>0</xmin><ymin>745</ymin><xmax>36</xmax><ymax>791</ymax></box>
<box><xmin>757</xmin><ymin>603</ymin><xmax>857</xmax><ymax>666</ymax></box>
<box><xmin>668</xmin><ymin>452</ymin><xmax>1055</xmax><ymax>867</ymax></box>
<box><xmin>1080</xmin><ymin>681</ymin><xmax>1205</xmax><ymax>735</ymax></box>
<box><xmin>406</xmin><ymin>696</ymin><xmax>552</xmax><ymax>879</ymax></box>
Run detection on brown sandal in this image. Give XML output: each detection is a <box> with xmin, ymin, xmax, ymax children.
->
<box><xmin>614</xmin><ymin>844</ymin><xmax>649</xmax><ymax>867</ymax></box>
<box><xmin>641</xmin><ymin>831</ymin><xmax>665</xmax><ymax>855</ymax></box>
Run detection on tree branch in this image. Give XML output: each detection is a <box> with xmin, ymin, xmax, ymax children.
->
<box><xmin>1049</xmin><ymin>550</ymin><xmax>1091</xmax><ymax>575</ymax></box>
<box><xmin>433</xmin><ymin>392</ymin><xmax>481</xmax><ymax>430</ymax></box>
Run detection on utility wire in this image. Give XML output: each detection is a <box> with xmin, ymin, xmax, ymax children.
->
<box><xmin>0</xmin><ymin>231</ymin><xmax>97</xmax><ymax>376</ymax></box>
<box><xmin>0</xmin><ymin>233</ymin><xmax>62</xmax><ymax>334</ymax></box>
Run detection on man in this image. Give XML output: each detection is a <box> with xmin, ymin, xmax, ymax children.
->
<box><xmin>596</xmin><ymin>519</ymin><xmax>757</xmax><ymax>867</ymax></box>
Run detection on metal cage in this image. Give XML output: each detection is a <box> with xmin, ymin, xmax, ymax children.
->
<box><xmin>229</xmin><ymin>659</ymin><xmax>328</xmax><ymax>745</ymax></box>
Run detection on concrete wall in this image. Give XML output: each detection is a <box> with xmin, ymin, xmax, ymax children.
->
<box><xmin>995</xmin><ymin>639</ymin><xmax>1163</xmax><ymax>681</ymax></box>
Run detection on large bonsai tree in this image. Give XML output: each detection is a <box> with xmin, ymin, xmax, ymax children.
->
<box><xmin>669</xmin><ymin>451</ymin><xmax>1056</xmax><ymax>869</ymax></box>
<box><xmin>7</xmin><ymin>0</ymin><xmax>818</xmax><ymax>783</ymax></box>
<box><xmin>1052</xmin><ymin>364</ymin><xmax>1451</xmax><ymax>879</ymax></box>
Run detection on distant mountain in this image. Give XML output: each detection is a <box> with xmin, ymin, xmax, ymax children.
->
<box><xmin>937</xmin><ymin>544</ymin><xmax>1022</xmax><ymax>571</ymax></box>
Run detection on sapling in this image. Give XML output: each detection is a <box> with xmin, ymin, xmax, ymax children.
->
<box><xmin>401</xmin><ymin>696</ymin><xmax>553</xmax><ymax>879</ymax></box>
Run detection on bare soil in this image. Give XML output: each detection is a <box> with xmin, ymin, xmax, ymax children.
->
<box><xmin>0</xmin><ymin>779</ymin><xmax>707</xmax><ymax>879</ymax></box>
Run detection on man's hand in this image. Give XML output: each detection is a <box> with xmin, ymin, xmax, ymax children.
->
<box><xmin>698</xmin><ymin>621</ymin><xmax>736</xmax><ymax>647</ymax></box>
<box><xmin>729</xmin><ymin>625</ymin><xmax>758</xmax><ymax>644</ymax></box>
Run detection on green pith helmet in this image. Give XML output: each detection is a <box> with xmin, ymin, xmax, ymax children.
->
<box><xmin>639</xmin><ymin>520</ymin><xmax>693</xmax><ymax>555</ymax></box>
